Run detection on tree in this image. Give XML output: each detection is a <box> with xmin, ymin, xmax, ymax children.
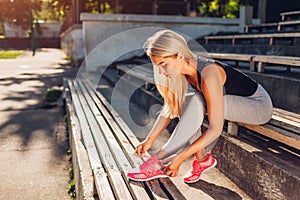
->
<box><xmin>44</xmin><ymin>0</ymin><xmax>74</xmax><ymax>21</ymax></box>
<box><xmin>193</xmin><ymin>0</ymin><xmax>256</xmax><ymax>18</ymax></box>
<box><xmin>0</xmin><ymin>0</ymin><xmax>42</xmax><ymax>28</ymax></box>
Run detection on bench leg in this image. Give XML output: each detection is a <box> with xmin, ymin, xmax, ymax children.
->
<box><xmin>145</xmin><ymin>82</ymin><xmax>151</xmax><ymax>90</ymax></box>
<box><xmin>249</xmin><ymin>60</ymin><xmax>255</xmax><ymax>72</ymax></box>
<box><xmin>227</xmin><ymin>121</ymin><xmax>239</xmax><ymax>136</ymax></box>
<box><xmin>257</xmin><ymin>62</ymin><xmax>265</xmax><ymax>73</ymax></box>
<box><xmin>235</xmin><ymin>60</ymin><xmax>239</xmax><ymax>68</ymax></box>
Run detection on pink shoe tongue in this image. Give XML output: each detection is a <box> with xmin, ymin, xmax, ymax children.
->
<box><xmin>139</xmin><ymin>155</ymin><xmax>162</xmax><ymax>172</ymax></box>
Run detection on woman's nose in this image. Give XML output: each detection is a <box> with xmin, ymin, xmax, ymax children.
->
<box><xmin>159</xmin><ymin>66</ymin><xmax>166</xmax><ymax>75</ymax></box>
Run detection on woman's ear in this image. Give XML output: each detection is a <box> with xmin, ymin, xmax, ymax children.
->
<box><xmin>177</xmin><ymin>53</ymin><xmax>184</xmax><ymax>60</ymax></box>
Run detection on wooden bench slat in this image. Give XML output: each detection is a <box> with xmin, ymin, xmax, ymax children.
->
<box><xmin>252</xmin><ymin>55</ymin><xmax>300</xmax><ymax>67</ymax></box>
<box><xmin>207</xmin><ymin>53</ymin><xmax>253</xmax><ymax>61</ymax></box>
<box><xmin>273</xmin><ymin>108</ymin><xmax>300</xmax><ymax>123</ymax></box>
<box><xmin>278</xmin><ymin>20</ymin><xmax>300</xmax><ymax>26</ymax></box>
<box><xmin>84</xmin><ymin>78</ymin><xmax>187</xmax><ymax>200</ymax></box>
<box><xmin>280</xmin><ymin>10</ymin><xmax>300</xmax><ymax>21</ymax></box>
<box><xmin>67</xmin><ymin>80</ymin><xmax>116</xmax><ymax>200</ymax></box>
<box><xmin>206</xmin><ymin>52</ymin><xmax>300</xmax><ymax>73</ymax></box>
<box><xmin>69</xmin><ymin>80</ymin><xmax>103</xmax><ymax>168</ymax></box>
<box><xmin>64</xmin><ymin>87</ymin><xmax>95</xmax><ymax>199</ymax></box>
<box><xmin>245</xmin><ymin>23</ymin><xmax>278</xmax><ymax>33</ymax></box>
<box><xmin>246</xmin><ymin>22</ymin><xmax>278</xmax><ymax>28</ymax></box>
<box><xmin>83</xmin><ymin>79</ymin><xmax>143</xmax><ymax>165</ymax></box>
<box><xmin>207</xmin><ymin>53</ymin><xmax>300</xmax><ymax>67</ymax></box>
<box><xmin>83</xmin><ymin>79</ymin><xmax>174</xmax><ymax>199</ymax></box>
<box><xmin>204</xmin><ymin>32</ymin><xmax>300</xmax><ymax>39</ymax></box>
<box><xmin>238</xmin><ymin>122</ymin><xmax>300</xmax><ymax>150</ymax></box>
<box><xmin>117</xmin><ymin>64</ymin><xmax>155</xmax><ymax>84</ymax></box>
<box><xmin>77</xmin><ymin>80</ymin><xmax>152</xmax><ymax>200</ymax></box>
<box><xmin>280</xmin><ymin>10</ymin><xmax>300</xmax><ymax>16</ymax></box>
<box><xmin>85</xmin><ymin>79</ymin><xmax>143</xmax><ymax>148</ymax></box>
<box><xmin>270</xmin><ymin>116</ymin><xmax>300</xmax><ymax>135</ymax></box>
<box><xmin>78</xmin><ymin>80</ymin><xmax>134</xmax><ymax>170</ymax></box>
<box><xmin>73</xmin><ymin>80</ymin><xmax>135</xmax><ymax>200</ymax></box>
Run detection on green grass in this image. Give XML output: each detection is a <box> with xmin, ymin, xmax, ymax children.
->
<box><xmin>0</xmin><ymin>50</ymin><xmax>25</xmax><ymax>59</ymax></box>
<box><xmin>45</xmin><ymin>89</ymin><xmax>62</xmax><ymax>102</ymax></box>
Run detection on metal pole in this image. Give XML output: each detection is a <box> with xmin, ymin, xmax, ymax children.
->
<box><xmin>2</xmin><ymin>14</ymin><xmax>7</xmax><ymax>50</ymax></box>
<box><xmin>76</xmin><ymin>0</ymin><xmax>80</xmax><ymax>24</ymax></box>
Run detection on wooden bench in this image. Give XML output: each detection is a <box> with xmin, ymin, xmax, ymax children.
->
<box><xmin>227</xmin><ymin>108</ymin><xmax>300</xmax><ymax>151</ymax></box>
<box><xmin>116</xmin><ymin>64</ymin><xmax>155</xmax><ymax>90</ymax></box>
<box><xmin>245</xmin><ymin>23</ymin><xmax>278</xmax><ymax>33</ymax></box>
<box><xmin>251</xmin><ymin>55</ymin><xmax>300</xmax><ymax>72</ymax></box>
<box><xmin>64</xmin><ymin>78</ymin><xmax>186</xmax><ymax>200</ymax></box>
<box><xmin>277</xmin><ymin>20</ymin><xmax>300</xmax><ymax>31</ymax></box>
<box><xmin>114</xmin><ymin>63</ymin><xmax>300</xmax><ymax>152</ymax></box>
<box><xmin>244</xmin><ymin>20</ymin><xmax>300</xmax><ymax>33</ymax></box>
<box><xmin>206</xmin><ymin>53</ymin><xmax>255</xmax><ymax>70</ymax></box>
<box><xmin>207</xmin><ymin>52</ymin><xmax>300</xmax><ymax>72</ymax></box>
<box><xmin>204</xmin><ymin>32</ymin><xmax>300</xmax><ymax>45</ymax></box>
<box><xmin>280</xmin><ymin>10</ymin><xmax>300</xmax><ymax>21</ymax></box>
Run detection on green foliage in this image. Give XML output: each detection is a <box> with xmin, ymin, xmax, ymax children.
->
<box><xmin>68</xmin><ymin>179</ymin><xmax>76</xmax><ymax>199</ymax></box>
<box><xmin>0</xmin><ymin>0</ymin><xmax>42</xmax><ymax>29</ymax></box>
<box><xmin>0</xmin><ymin>50</ymin><xmax>24</xmax><ymax>59</ymax></box>
<box><xmin>44</xmin><ymin>0</ymin><xmax>74</xmax><ymax>21</ymax></box>
<box><xmin>225</xmin><ymin>0</ymin><xmax>239</xmax><ymax>18</ymax></box>
<box><xmin>45</xmin><ymin>89</ymin><xmax>62</xmax><ymax>102</ymax></box>
<box><xmin>209</xmin><ymin>0</ymin><xmax>219</xmax><ymax>14</ymax></box>
<box><xmin>41</xmin><ymin>0</ymin><xmax>115</xmax><ymax>22</ymax></box>
<box><xmin>67</xmin><ymin>148</ymin><xmax>72</xmax><ymax>162</ymax></box>
<box><xmin>67</xmin><ymin>148</ymin><xmax>76</xmax><ymax>199</ymax></box>
<box><xmin>197</xmin><ymin>0</ymin><xmax>241</xmax><ymax>18</ymax></box>
<box><xmin>0</xmin><ymin>26</ymin><xmax>3</xmax><ymax>36</ymax></box>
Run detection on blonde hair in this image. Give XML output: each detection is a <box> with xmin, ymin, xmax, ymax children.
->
<box><xmin>144</xmin><ymin>30</ymin><xmax>195</xmax><ymax>118</ymax></box>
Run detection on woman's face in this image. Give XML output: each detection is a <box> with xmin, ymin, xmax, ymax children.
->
<box><xmin>150</xmin><ymin>55</ymin><xmax>184</xmax><ymax>78</ymax></box>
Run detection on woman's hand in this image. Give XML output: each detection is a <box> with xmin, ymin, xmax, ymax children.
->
<box><xmin>134</xmin><ymin>140</ymin><xmax>153</xmax><ymax>158</ymax></box>
<box><xmin>163</xmin><ymin>160</ymin><xmax>183</xmax><ymax>177</ymax></box>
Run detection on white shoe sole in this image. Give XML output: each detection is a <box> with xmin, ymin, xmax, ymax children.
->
<box><xmin>128</xmin><ymin>174</ymin><xmax>169</xmax><ymax>182</ymax></box>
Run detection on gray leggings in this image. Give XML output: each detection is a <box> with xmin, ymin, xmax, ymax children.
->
<box><xmin>161</xmin><ymin>84</ymin><xmax>273</xmax><ymax>156</ymax></box>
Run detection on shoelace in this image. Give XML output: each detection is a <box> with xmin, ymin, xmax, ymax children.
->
<box><xmin>140</xmin><ymin>155</ymin><xmax>163</xmax><ymax>174</ymax></box>
<box><xmin>192</xmin><ymin>159</ymin><xmax>204</xmax><ymax>174</ymax></box>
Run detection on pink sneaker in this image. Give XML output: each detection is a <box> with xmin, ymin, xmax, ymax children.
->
<box><xmin>183</xmin><ymin>153</ymin><xmax>217</xmax><ymax>183</ymax></box>
<box><xmin>127</xmin><ymin>155</ymin><xmax>168</xmax><ymax>181</ymax></box>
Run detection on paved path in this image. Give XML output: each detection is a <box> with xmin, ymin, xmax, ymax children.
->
<box><xmin>0</xmin><ymin>49</ymin><xmax>77</xmax><ymax>200</ymax></box>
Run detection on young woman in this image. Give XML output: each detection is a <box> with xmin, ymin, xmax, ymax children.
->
<box><xmin>127</xmin><ymin>30</ymin><xmax>273</xmax><ymax>183</ymax></box>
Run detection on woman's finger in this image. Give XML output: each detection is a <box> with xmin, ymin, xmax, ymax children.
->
<box><xmin>134</xmin><ymin>146</ymin><xmax>143</xmax><ymax>157</ymax></box>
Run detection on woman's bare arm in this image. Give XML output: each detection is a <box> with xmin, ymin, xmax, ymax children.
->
<box><xmin>164</xmin><ymin>64</ymin><xmax>225</xmax><ymax>175</ymax></box>
<box><xmin>146</xmin><ymin>114</ymin><xmax>172</xmax><ymax>143</ymax></box>
<box><xmin>135</xmin><ymin>114</ymin><xmax>172</xmax><ymax>157</ymax></box>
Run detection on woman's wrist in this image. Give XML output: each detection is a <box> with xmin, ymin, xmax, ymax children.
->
<box><xmin>145</xmin><ymin>135</ymin><xmax>156</xmax><ymax>144</ymax></box>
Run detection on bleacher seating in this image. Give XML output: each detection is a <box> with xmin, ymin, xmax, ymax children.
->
<box><xmin>64</xmin><ymin>9</ymin><xmax>300</xmax><ymax>200</ymax></box>
<box><xmin>199</xmin><ymin>10</ymin><xmax>300</xmax><ymax>57</ymax></box>
<box><xmin>111</xmin><ymin>61</ymin><xmax>300</xmax><ymax>200</ymax></box>
<box><xmin>64</xmin><ymin>78</ymin><xmax>187</xmax><ymax>199</ymax></box>
<box><xmin>206</xmin><ymin>53</ymin><xmax>300</xmax><ymax>72</ymax></box>
<box><xmin>245</xmin><ymin>10</ymin><xmax>300</xmax><ymax>33</ymax></box>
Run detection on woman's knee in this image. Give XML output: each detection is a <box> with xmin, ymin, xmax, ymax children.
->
<box><xmin>259</xmin><ymin>106</ymin><xmax>273</xmax><ymax>124</ymax></box>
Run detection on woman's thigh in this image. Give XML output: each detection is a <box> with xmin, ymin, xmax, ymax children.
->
<box><xmin>224</xmin><ymin>85</ymin><xmax>273</xmax><ymax>125</ymax></box>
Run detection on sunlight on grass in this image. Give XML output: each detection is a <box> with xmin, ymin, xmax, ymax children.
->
<box><xmin>0</xmin><ymin>50</ymin><xmax>25</xmax><ymax>59</ymax></box>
